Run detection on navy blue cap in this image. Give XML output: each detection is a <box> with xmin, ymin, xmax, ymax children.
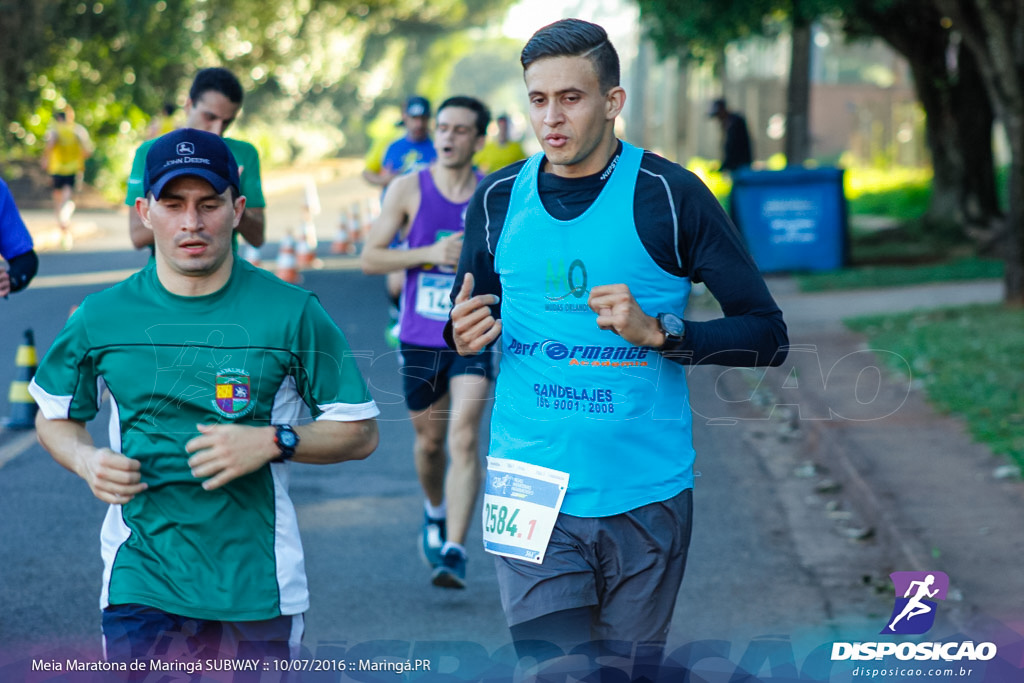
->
<box><xmin>143</xmin><ymin>128</ymin><xmax>240</xmax><ymax>199</ymax></box>
<box><xmin>404</xmin><ymin>96</ymin><xmax>430</xmax><ymax>118</ymax></box>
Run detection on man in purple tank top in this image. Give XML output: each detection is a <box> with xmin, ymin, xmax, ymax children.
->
<box><xmin>361</xmin><ymin>96</ymin><xmax>494</xmax><ymax>589</ymax></box>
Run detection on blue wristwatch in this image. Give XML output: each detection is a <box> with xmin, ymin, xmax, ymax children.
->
<box><xmin>273</xmin><ymin>424</ymin><xmax>300</xmax><ymax>462</ymax></box>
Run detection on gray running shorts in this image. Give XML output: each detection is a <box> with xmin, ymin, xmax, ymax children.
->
<box><xmin>493</xmin><ymin>487</ymin><xmax>693</xmax><ymax>642</ymax></box>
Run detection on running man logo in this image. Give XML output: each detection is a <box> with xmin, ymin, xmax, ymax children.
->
<box><xmin>881</xmin><ymin>571</ymin><xmax>949</xmax><ymax>635</ymax></box>
<box><xmin>213</xmin><ymin>369</ymin><xmax>253</xmax><ymax>418</ymax></box>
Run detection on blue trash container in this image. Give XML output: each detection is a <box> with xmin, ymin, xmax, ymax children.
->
<box><xmin>729</xmin><ymin>166</ymin><xmax>848</xmax><ymax>272</ymax></box>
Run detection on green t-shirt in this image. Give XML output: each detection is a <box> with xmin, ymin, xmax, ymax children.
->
<box><xmin>29</xmin><ymin>260</ymin><xmax>377</xmax><ymax>621</ymax></box>
<box><xmin>126</xmin><ymin>136</ymin><xmax>266</xmax><ymax>208</ymax></box>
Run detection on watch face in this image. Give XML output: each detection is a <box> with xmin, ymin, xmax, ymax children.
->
<box><xmin>279</xmin><ymin>429</ymin><xmax>298</xmax><ymax>448</ymax></box>
<box><xmin>661</xmin><ymin>314</ymin><xmax>685</xmax><ymax>337</ymax></box>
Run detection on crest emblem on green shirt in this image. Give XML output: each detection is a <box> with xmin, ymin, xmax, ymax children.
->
<box><xmin>213</xmin><ymin>369</ymin><xmax>254</xmax><ymax>418</ymax></box>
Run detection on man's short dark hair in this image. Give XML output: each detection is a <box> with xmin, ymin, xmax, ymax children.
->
<box><xmin>189</xmin><ymin>67</ymin><xmax>244</xmax><ymax>106</ymax></box>
<box><xmin>520</xmin><ymin>19</ymin><xmax>620</xmax><ymax>93</ymax></box>
<box><xmin>437</xmin><ymin>96</ymin><xmax>491</xmax><ymax>138</ymax></box>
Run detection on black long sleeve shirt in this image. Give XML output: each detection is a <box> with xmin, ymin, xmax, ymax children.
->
<box><xmin>445</xmin><ymin>142</ymin><xmax>788</xmax><ymax>367</ymax></box>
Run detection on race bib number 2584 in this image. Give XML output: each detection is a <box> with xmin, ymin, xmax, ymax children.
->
<box><xmin>482</xmin><ymin>457</ymin><xmax>569</xmax><ymax>564</ymax></box>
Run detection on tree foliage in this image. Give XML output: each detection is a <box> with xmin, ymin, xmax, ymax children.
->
<box><xmin>635</xmin><ymin>0</ymin><xmax>776</xmax><ymax>63</ymax></box>
<box><xmin>635</xmin><ymin>0</ymin><xmax>841</xmax><ymax>62</ymax></box>
<box><xmin>635</xmin><ymin>0</ymin><xmax>1024</xmax><ymax>301</ymax></box>
<box><xmin>0</xmin><ymin>0</ymin><xmax>513</xmax><ymax>161</ymax></box>
<box><xmin>842</xmin><ymin>0</ymin><xmax>1000</xmax><ymax>237</ymax></box>
<box><xmin>636</xmin><ymin>0</ymin><xmax>836</xmax><ymax>164</ymax></box>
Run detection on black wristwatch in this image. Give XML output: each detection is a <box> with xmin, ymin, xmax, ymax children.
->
<box><xmin>656</xmin><ymin>312</ymin><xmax>686</xmax><ymax>351</ymax></box>
<box><xmin>273</xmin><ymin>424</ymin><xmax>300</xmax><ymax>462</ymax></box>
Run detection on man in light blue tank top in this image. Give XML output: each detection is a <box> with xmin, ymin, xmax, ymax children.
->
<box><xmin>362</xmin><ymin>97</ymin><xmax>495</xmax><ymax>589</ymax></box>
<box><xmin>448</xmin><ymin>19</ymin><xmax>789</xmax><ymax>679</ymax></box>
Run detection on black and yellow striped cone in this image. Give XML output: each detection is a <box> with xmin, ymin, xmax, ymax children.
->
<box><xmin>4</xmin><ymin>328</ymin><xmax>38</xmax><ymax>430</ymax></box>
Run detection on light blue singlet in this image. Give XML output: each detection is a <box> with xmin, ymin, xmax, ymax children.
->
<box><xmin>491</xmin><ymin>142</ymin><xmax>696</xmax><ymax>517</ymax></box>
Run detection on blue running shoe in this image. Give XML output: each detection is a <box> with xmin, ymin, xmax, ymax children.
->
<box><xmin>431</xmin><ymin>547</ymin><xmax>467</xmax><ymax>589</ymax></box>
<box><xmin>420</xmin><ymin>515</ymin><xmax>446</xmax><ymax>569</ymax></box>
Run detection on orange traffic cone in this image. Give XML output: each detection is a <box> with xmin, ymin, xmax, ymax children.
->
<box><xmin>331</xmin><ymin>210</ymin><xmax>352</xmax><ymax>254</ymax></box>
<box><xmin>296</xmin><ymin>234</ymin><xmax>321</xmax><ymax>270</ymax></box>
<box><xmin>275</xmin><ymin>232</ymin><xmax>301</xmax><ymax>284</ymax></box>
<box><xmin>4</xmin><ymin>329</ymin><xmax>38</xmax><ymax>430</ymax></box>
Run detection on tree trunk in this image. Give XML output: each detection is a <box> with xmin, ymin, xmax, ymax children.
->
<box><xmin>785</xmin><ymin>4</ymin><xmax>812</xmax><ymax>165</ymax></box>
<box><xmin>675</xmin><ymin>60</ymin><xmax>690</xmax><ymax>163</ymax></box>
<box><xmin>846</xmin><ymin>1</ymin><xmax>1001</xmax><ymax>242</ymax></box>
<box><xmin>910</xmin><ymin>40</ymin><xmax>999</xmax><ymax>234</ymax></box>
<box><xmin>1006</xmin><ymin>142</ymin><xmax>1024</xmax><ymax>305</ymax></box>
<box><xmin>935</xmin><ymin>0</ymin><xmax>1024</xmax><ymax>303</ymax></box>
<box><xmin>950</xmin><ymin>48</ymin><xmax>1000</xmax><ymax>233</ymax></box>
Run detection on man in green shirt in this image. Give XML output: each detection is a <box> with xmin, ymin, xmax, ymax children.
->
<box><xmin>126</xmin><ymin>67</ymin><xmax>267</xmax><ymax>250</ymax></box>
<box><xmin>32</xmin><ymin>128</ymin><xmax>379</xmax><ymax>666</ymax></box>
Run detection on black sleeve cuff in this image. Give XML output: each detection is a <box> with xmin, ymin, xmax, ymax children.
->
<box><xmin>6</xmin><ymin>250</ymin><xmax>38</xmax><ymax>293</ymax></box>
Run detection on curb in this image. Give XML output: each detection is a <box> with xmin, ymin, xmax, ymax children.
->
<box><xmin>715</xmin><ymin>351</ymin><xmax>978</xmax><ymax>633</ymax></box>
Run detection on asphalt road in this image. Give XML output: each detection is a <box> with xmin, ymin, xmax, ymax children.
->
<box><xmin>0</xmin><ymin>175</ymin><xmax>919</xmax><ymax>680</ymax></box>
<box><xmin>0</xmin><ymin>247</ymin><xmax>903</xmax><ymax>681</ymax></box>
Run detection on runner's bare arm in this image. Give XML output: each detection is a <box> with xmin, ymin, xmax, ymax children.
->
<box><xmin>34</xmin><ymin>413</ymin><xmax>148</xmax><ymax>504</ymax></box>
<box><xmin>361</xmin><ymin>167</ymin><xmax>398</xmax><ymax>188</ymax></box>
<box><xmin>236</xmin><ymin>207</ymin><xmax>265</xmax><ymax>247</ymax></box>
<box><xmin>185</xmin><ymin>418</ymin><xmax>379</xmax><ymax>491</ymax></box>
<box><xmin>360</xmin><ymin>173</ymin><xmax>459</xmax><ymax>274</ymax></box>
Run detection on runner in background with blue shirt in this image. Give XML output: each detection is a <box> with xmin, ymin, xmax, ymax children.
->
<box><xmin>361</xmin><ymin>96</ymin><xmax>437</xmax><ymax>189</ymax></box>
<box><xmin>30</xmin><ymin>129</ymin><xmax>379</xmax><ymax>670</ymax></box>
<box><xmin>0</xmin><ymin>179</ymin><xmax>38</xmax><ymax>297</ymax></box>
<box><xmin>447</xmin><ymin>19</ymin><xmax>788</xmax><ymax>679</ymax></box>
<box><xmin>362</xmin><ymin>96</ymin><xmax>493</xmax><ymax>589</ymax></box>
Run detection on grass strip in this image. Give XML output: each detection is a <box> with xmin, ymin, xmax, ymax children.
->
<box><xmin>846</xmin><ymin>304</ymin><xmax>1024</xmax><ymax>469</ymax></box>
<box><xmin>796</xmin><ymin>257</ymin><xmax>1003</xmax><ymax>292</ymax></box>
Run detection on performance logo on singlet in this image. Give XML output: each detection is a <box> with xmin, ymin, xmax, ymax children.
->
<box><xmin>213</xmin><ymin>369</ymin><xmax>254</xmax><ymax>418</ymax></box>
<box><xmin>506</xmin><ymin>335</ymin><xmax>651</xmax><ymax>369</ymax></box>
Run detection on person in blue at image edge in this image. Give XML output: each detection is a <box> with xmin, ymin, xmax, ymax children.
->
<box><xmin>0</xmin><ymin>178</ymin><xmax>38</xmax><ymax>297</ymax></box>
<box><xmin>446</xmin><ymin>18</ymin><xmax>788</xmax><ymax>680</ymax></box>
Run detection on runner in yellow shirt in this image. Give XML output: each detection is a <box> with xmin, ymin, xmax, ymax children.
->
<box><xmin>42</xmin><ymin>107</ymin><xmax>93</xmax><ymax>249</ymax></box>
<box><xmin>473</xmin><ymin>114</ymin><xmax>525</xmax><ymax>174</ymax></box>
